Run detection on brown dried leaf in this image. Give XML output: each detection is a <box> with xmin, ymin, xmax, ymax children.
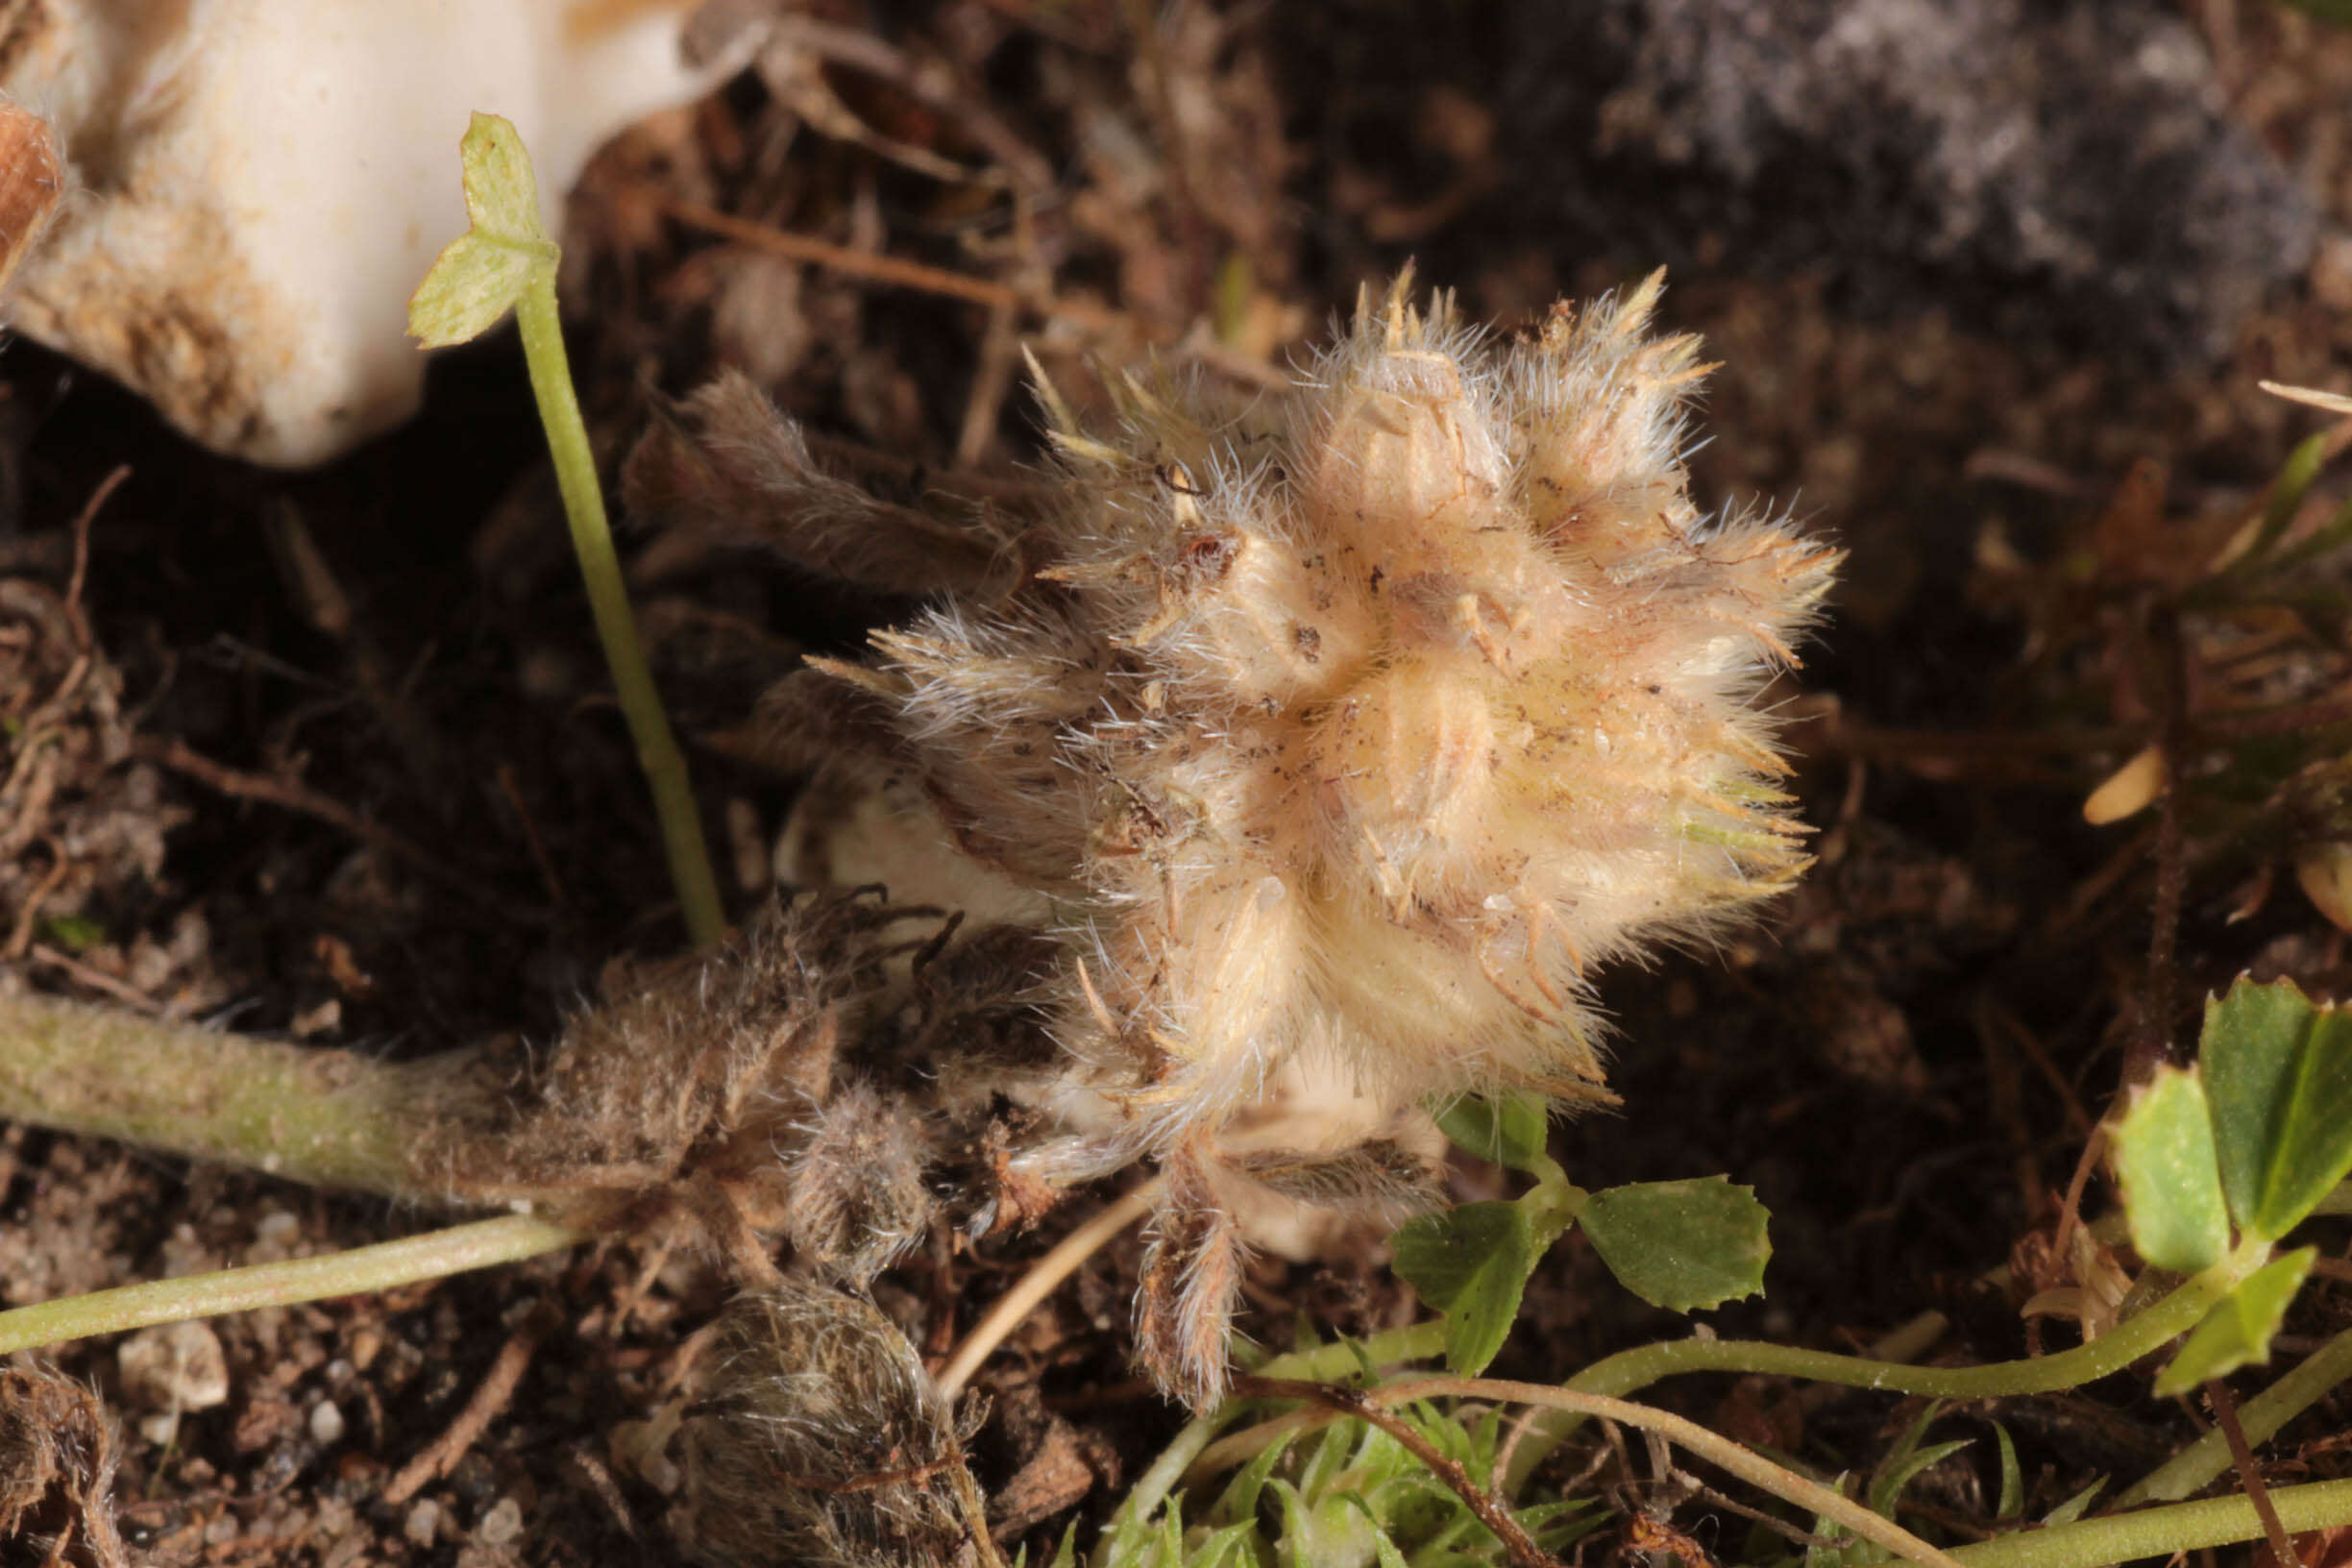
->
<box><xmin>1136</xmin><ymin>1147</ymin><xmax>1247</xmax><ymax>1409</ymax></box>
<box><xmin>1225</xmin><ymin>1139</ymin><xmax>1444</xmax><ymax>1219</ymax></box>
<box><xmin>623</xmin><ymin>371</ymin><xmax>1011</xmax><ymax>598</ymax></box>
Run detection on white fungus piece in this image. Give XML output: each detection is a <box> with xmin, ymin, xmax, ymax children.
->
<box><xmin>0</xmin><ymin>0</ymin><xmax>724</xmax><ymax>465</ymax></box>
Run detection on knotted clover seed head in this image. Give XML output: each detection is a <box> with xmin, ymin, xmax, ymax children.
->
<box><xmin>848</xmin><ymin>276</ymin><xmax>1832</xmax><ymax>1120</ymax></box>
<box><xmin>644</xmin><ymin>271</ymin><xmax>1838</xmax><ymax>1403</ymax></box>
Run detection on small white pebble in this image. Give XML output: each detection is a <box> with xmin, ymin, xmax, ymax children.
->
<box><xmin>477</xmin><ymin>1497</ymin><xmax>524</xmax><ymax>1548</ymax></box>
<box><xmin>404</xmin><ymin>1498</ymin><xmax>441</xmax><ymax>1549</ymax></box>
<box><xmin>256</xmin><ymin>1210</ymin><xmax>302</xmax><ymax>1245</ymax></box>
<box><xmin>117</xmin><ymin>1321</ymin><xmax>230</xmax><ymax>1413</ymax></box>
<box><xmin>307</xmin><ymin>1399</ymin><xmax>345</xmax><ymax>1445</ymax></box>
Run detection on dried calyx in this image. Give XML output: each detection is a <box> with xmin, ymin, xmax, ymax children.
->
<box><xmin>411</xmin><ymin>894</ymin><xmax>1056</xmax><ymax>1287</ymax></box>
<box><xmin>0</xmin><ymin>1365</ymin><xmax>128</xmax><ymax>1568</ymax></box>
<box><xmin>647</xmin><ymin>273</ymin><xmax>1841</xmax><ymax>1404</ymax></box>
<box><xmin>673</xmin><ymin>1282</ymin><xmax>982</xmax><ymax>1568</ymax></box>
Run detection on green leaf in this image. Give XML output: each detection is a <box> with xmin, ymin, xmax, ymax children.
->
<box><xmin>2202</xmin><ymin>976</ymin><xmax>2352</xmax><ymax>1240</ymax></box>
<box><xmin>1579</xmin><ymin>1177</ymin><xmax>1771</xmax><ymax>1312</ymax></box>
<box><xmin>2154</xmin><ymin>1247</ymin><xmax>2316</xmax><ymax>1396</ymax></box>
<box><xmin>1390</xmin><ymin>1201</ymin><xmax>1536</xmax><ymax>1374</ymax></box>
<box><xmin>407</xmin><ymin>233</ymin><xmax>535</xmax><ymax>348</ymax></box>
<box><xmin>35</xmin><ymin>914</ymin><xmax>105</xmax><ymax>953</ymax></box>
<box><xmin>2041</xmin><ymin>1477</ymin><xmax>2107</xmax><ymax>1527</ymax></box>
<box><xmin>1209</xmin><ymin>1426</ymin><xmax>1295</xmax><ymax>1524</ymax></box>
<box><xmin>1265</xmin><ymin>1479</ymin><xmax>1312</xmax><ymax>1557</ymax></box>
<box><xmin>457</xmin><ymin>110</ymin><xmax>548</xmax><ymax>243</ymax></box>
<box><xmin>2111</xmin><ymin>1065</ymin><xmax>2229</xmax><ymax>1272</ymax></box>
<box><xmin>2238</xmin><ymin>430</ymin><xmax>2331</xmax><ymax>568</ymax></box>
<box><xmin>1991</xmin><ymin>1424</ymin><xmax>2023</xmax><ymax>1520</ymax></box>
<box><xmin>407</xmin><ymin>112</ymin><xmax>560</xmax><ymax>349</ymax></box>
<box><xmin>1433</xmin><ymin>1091</ymin><xmax>1550</xmax><ymax>1172</ymax></box>
<box><xmin>1190</xmin><ymin>1522</ymin><xmax>1259</xmax><ymax>1568</ymax></box>
<box><xmin>1867</xmin><ymin>1402</ymin><xmax>1962</xmax><ymax>1519</ymax></box>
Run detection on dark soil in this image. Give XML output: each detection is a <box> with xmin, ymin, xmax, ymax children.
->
<box><xmin>7</xmin><ymin>2</ymin><xmax>2352</xmax><ymax>1564</ymax></box>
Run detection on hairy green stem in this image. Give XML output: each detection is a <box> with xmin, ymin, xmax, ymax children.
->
<box><xmin>1501</xmin><ymin>1261</ymin><xmax>2247</xmax><ymax>1494</ymax></box>
<box><xmin>513</xmin><ymin>273</ymin><xmax>724</xmax><ymax>948</ymax></box>
<box><xmin>2119</xmin><ymin>1324</ymin><xmax>2352</xmax><ymax>1506</ymax></box>
<box><xmin>0</xmin><ymin>1214</ymin><xmax>582</xmax><ymax>1355</ymax></box>
<box><xmin>0</xmin><ymin>990</ymin><xmax>456</xmax><ymax>1197</ymax></box>
<box><xmin>1570</xmin><ymin>1268</ymin><xmax>2236</xmax><ymax>1402</ymax></box>
<box><xmin>1946</xmin><ymin>1478</ymin><xmax>2352</xmax><ymax>1568</ymax></box>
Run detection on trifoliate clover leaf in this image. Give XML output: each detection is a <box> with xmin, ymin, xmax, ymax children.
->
<box><xmin>2202</xmin><ymin>976</ymin><xmax>2352</xmax><ymax>1242</ymax></box>
<box><xmin>1389</xmin><ymin>1201</ymin><xmax>1538</xmax><ymax>1375</ymax></box>
<box><xmin>2154</xmin><ymin>1247</ymin><xmax>2315</xmax><ymax>1396</ymax></box>
<box><xmin>408</xmin><ymin>112</ymin><xmax>558</xmax><ymax>350</ymax></box>
<box><xmin>1579</xmin><ymin>1177</ymin><xmax>1770</xmax><ymax>1312</ymax></box>
<box><xmin>2112</xmin><ymin>1065</ymin><xmax>2229</xmax><ymax>1273</ymax></box>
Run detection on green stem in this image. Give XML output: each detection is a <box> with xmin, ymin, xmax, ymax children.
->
<box><xmin>1571</xmin><ymin>1273</ymin><xmax>2227</xmax><ymax>1399</ymax></box>
<box><xmin>0</xmin><ymin>1214</ymin><xmax>581</xmax><ymax>1355</ymax></box>
<box><xmin>1503</xmin><ymin>1261</ymin><xmax>2247</xmax><ymax>1494</ymax></box>
<box><xmin>2119</xmin><ymin>1324</ymin><xmax>2352</xmax><ymax>1506</ymax></box>
<box><xmin>0</xmin><ymin>990</ymin><xmax>456</xmax><ymax>1197</ymax></box>
<box><xmin>512</xmin><ymin>271</ymin><xmax>725</xmax><ymax>948</ymax></box>
<box><xmin>1945</xmin><ymin>1479</ymin><xmax>2352</xmax><ymax>1568</ymax></box>
<box><xmin>1120</xmin><ymin>1279</ymin><xmax>2352</xmax><ymax>1568</ymax></box>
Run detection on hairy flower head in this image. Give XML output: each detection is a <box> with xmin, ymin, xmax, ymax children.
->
<box><xmin>848</xmin><ymin>274</ymin><xmax>1834</xmax><ymax>1156</ymax></box>
<box><xmin>636</xmin><ymin>271</ymin><xmax>1838</xmax><ymax>1403</ymax></box>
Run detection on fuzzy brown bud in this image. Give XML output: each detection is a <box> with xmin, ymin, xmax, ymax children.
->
<box><xmin>673</xmin><ymin>1284</ymin><xmax>975</xmax><ymax>1568</ymax></box>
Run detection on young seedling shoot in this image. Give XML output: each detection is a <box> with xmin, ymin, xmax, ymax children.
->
<box><xmin>409</xmin><ymin>109</ymin><xmax>724</xmax><ymax>947</ymax></box>
<box><xmin>0</xmin><ymin>113</ymin><xmax>748</xmax><ymax>1361</ymax></box>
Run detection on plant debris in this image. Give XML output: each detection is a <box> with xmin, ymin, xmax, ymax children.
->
<box><xmin>7</xmin><ymin>1</ymin><xmax>2352</xmax><ymax>1564</ymax></box>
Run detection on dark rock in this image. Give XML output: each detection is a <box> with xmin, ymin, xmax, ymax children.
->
<box><xmin>1501</xmin><ymin>0</ymin><xmax>2316</xmax><ymax>361</ymax></box>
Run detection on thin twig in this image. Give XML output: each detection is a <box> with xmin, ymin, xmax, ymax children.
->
<box><xmin>663</xmin><ymin>197</ymin><xmax>1022</xmax><ymax>309</ymax></box>
<box><xmin>1237</xmin><ymin>1377</ymin><xmax>1565</xmax><ymax>1568</ymax></box>
<box><xmin>945</xmin><ymin>1448</ymin><xmax>1015</xmax><ymax>1568</ymax></box>
<box><xmin>2191</xmin><ymin>688</ymin><xmax>2352</xmax><ymax>742</ymax></box>
<box><xmin>26</xmin><ymin>942</ymin><xmax>163</xmax><ymax>1014</ymax></box>
<box><xmin>382</xmin><ymin>1311</ymin><xmax>551</xmax><ymax>1506</ymax></box>
<box><xmin>2123</xmin><ymin>1327</ymin><xmax>2352</xmax><ymax>1506</ymax></box>
<box><xmin>5</xmin><ymin>837</ymin><xmax>71</xmax><ymax>960</ymax></box>
<box><xmin>497</xmin><ymin>762</ymin><xmax>568</xmax><ymax>910</ymax></box>
<box><xmin>934</xmin><ymin>1178</ymin><xmax>1162</xmax><ymax>1401</ymax></box>
<box><xmin>1374</xmin><ymin>1375</ymin><xmax>1967</xmax><ymax>1568</ymax></box>
<box><xmin>61</xmin><ymin>464</ymin><xmax>130</xmax><ymax>653</ymax></box>
<box><xmin>772</xmin><ymin>15</ymin><xmax>1056</xmax><ymax>192</ymax></box>
<box><xmin>2046</xmin><ymin>1124</ymin><xmax>2109</xmax><ymax>1324</ymax></box>
<box><xmin>657</xmin><ymin>197</ymin><xmax>1292</xmax><ymax>392</ymax></box>
<box><xmin>131</xmin><ymin>735</ymin><xmax>526</xmax><ymax>920</ymax></box>
<box><xmin>2136</xmin><ymin>603</ymin><xmax>2192</xmax><ymax>1081</ymax></box>
<box><xmin>2207</xmin><ymin>1381</ymin><xmax>2299</xmax><ymax>1568</ymax></box>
